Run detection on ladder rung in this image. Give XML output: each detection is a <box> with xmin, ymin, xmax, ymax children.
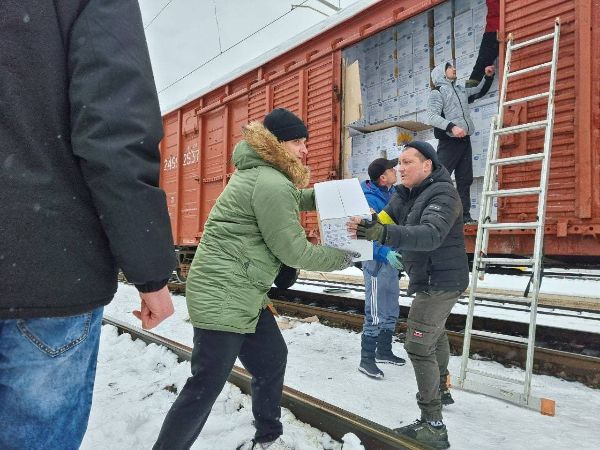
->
<box><xmin>478</xmin><ymin>257</ymin><xmax>535</xmax><ymax>266</ymax></box>
<box><xmin>511</xmin><ymin>32</ymin><xmax>555</xmax><ymax>50</ymax></box>
<box><xmin>490</xmin><ymin>153</ymin><xmax>546</xmax><ymax>166</ymax></box>
<box><xmin>507</xmin><ymin>61</ymin><xmax>552</xmax><ymax>78</ymax></box>
<box><xmin>494</xmin><ymin>120</ymin><xmax>547</xmax><ymax>135</ymax></box>
<box><xmin>475</xmin><ymin>292</ymin><xmax>533</xmax><ymax>305</ymax></box>
<box><xmin>481</xmin><ymin>221</ymin><xmax>539</xmax><ymax>229</ymax></box>
<box><xmin>484</xmin><ymin>187</ymin><xmax>541</xmax><ymax>198</ymax></box>
<box><xmin>503</xmin><ymin>92</ymin><xmax>549</xmax><ymax>107</ymax></box>
<box><xmin>465</xmin><ymin>368</ymin><xmax>525</xmax><ymax>385</ymax></box>
<box><xmin>470</xmin><ymin>330</ymin><xmax>529</xmax><ymax>344</ymax></box>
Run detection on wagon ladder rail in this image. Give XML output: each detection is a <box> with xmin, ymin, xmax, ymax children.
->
<box><xmin>456</xmin><ymin>18</ymin><xmax>561</xmax><ymax>416</ymax></box>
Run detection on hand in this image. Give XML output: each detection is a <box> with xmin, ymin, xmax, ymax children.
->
<box><xmin>484</xmin><ymin>65</ymin><xmax>495</xmax><ymax>76</ymax></box>
<box><xmin>133</xmin><ymin>285</ymin><xmax>174</xmax><ymax>330</ymax></box>
<box><xmin>451</xmin><ymin>126</ymin><xmax>466</xmax><ymax>138</ymax></box>
<box><xmin>354</xmin><ymin>213</ymin><xmax>387</xmax><ymax>243</ymax></box>
<box><xmin>385</xmin><ymin>250</ymin><xmax>404</xmax><ymax>270</ymax></box>
<box><xmin>339</xmin><ymin>250</ymin><xmax>361</xmax><ymax>270</ymax></box>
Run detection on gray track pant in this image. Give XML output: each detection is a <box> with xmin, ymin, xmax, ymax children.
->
<box><xmin>404</xmin><ymin>289</ymin><xmax>461</xmax><ymax>421</ymax></box>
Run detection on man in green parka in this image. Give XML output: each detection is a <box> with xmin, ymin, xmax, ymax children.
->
<box><xmin>154</xmin><ymin>108</ymin><xmax>358</xmax><ymax>450</ymax></box>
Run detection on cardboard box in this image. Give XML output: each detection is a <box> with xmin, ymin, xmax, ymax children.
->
<box><xmin>398</xmin><ymin>93</ymin><xmax>417</xmax><ymax>116</ymax></box>
<box><xmin>455</xmin><ymin>52</ymin><xmax>477</xmax><ymax>78</ymax></box>
<box><xmin>415</xmin><ymin>89</ymin><xmax>429</xmax><ymax>112</ymax></box>
<box><xmin>434</xmin><ymin>20</ymin><xmax>452</xmax><ymax>47</ymax></box>
<box><xmin>397</xmin><ymin>57</ymin><xmax>413</xmax><ymax>76</ymax></box>
<box><xmin>433</xmin><ymin>2</ymin><xmax>453</xmax><ymax>26</ymax></box>
<box><xmin>380</xmin><ymin>77</ymin><xmax>398</xmax><ymax>101</ymax></box>
<box><xmin>367</xmin><ymin>102</ymin><xmax>383</xmax><ymax>124</ymax></box>
<box><xmin>454</xmin><ymin>0</ymin><xmax>473</xmax><ymax>16</ymax></box>
<box><xmin>396</xmin><ymin>34</ymin><xmax>413</xmax><ymax>57</ymax></box>
<box><xmin>412</xmin><ymin>47</ymin><xmax>432</xmax><ymax>72</ymax></box>
<box><xmin>395</xmin><ymin>22</ymin><xmax>411</xmax><ymax>39</ymax></box>
<box><xmin>314</xmin><ymin>179</ymin><xmax>373</xmax><ymax>261</ymax></box>
<box><xmin>378</xmin><ymin>40</ymin><xmax>397</xmax><ymax>63</ymax></box>
<box><xmin>413</xmin><ymin>68</ymin><xmax>432</xmax><ymax>92</ymax></box>
<box><xmin>382</xmin><ymin>97</ymin><xmax>399</xmax><ymax>122</ymax></box>
<box><xmin>454</xmin><ymin>32</ymin><xmax>475</xmax><ymax>58</ymax></box>
<box><xmin>434</xmin><ymin>42</ymin><xmax>453</xmax><ymax>66</ymax></box>
<box><xmin>472</xmin><ymin>3</ymin><xmax>488</xmax><ymax>32</ymax></box>
<box><xmin>408</xmin><ymin>11</ymin><xmax>430</xmax><ymax>34</ymax></box>
<box><xmin>379</xmin><ymin>59</ymin><xmax>397</xmax><ymax>83</ymax></box>
<box><xmin>454</xmin><ymin>10</ymin><xmax>473</xmax><ymax>37</ymax></box>
<box><xmin>398</xmin><ymin>73</ymin><xmax>414</xmax><ymax>96</ymax></box>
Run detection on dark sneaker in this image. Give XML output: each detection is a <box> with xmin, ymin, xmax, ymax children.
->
<box><xmin>236</xmin><ymin>437</ymin><xmax>293</xmax><ymax>450</ymax></box>
<box><xmin>358</xmin><ymin>359</ymin><xmax>384</xmax><ymax>379</ymax></box>
<box><xmin>394</xmin><ymin>420</ymin><xmax>450</xmax><ymax>450</ymax></box>
<box><xmin>463</xmin><ymin>217</ymin><xmax>478</xmax><ymax>225</ymax></box>
<box><xmin>440</xmin><ymin>389</ymin><xmax>455</xmax><ymax>406</ymax></box>
<box><xmin>376</xmin><ymin>352</ymin><xmax>406</xmax><ymax>366</ymax></box>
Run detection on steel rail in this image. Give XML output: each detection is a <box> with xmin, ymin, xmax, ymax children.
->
<box><xmin>270</xmin><ymin>300</ymin><xmax>600</xmax><ymax>389</ymax></box>
<box><xmin>102</xmin><ymin>316</ymin><xmax>428</xmax><ymax>450</ymax></box>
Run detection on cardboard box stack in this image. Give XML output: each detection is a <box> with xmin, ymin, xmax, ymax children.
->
<box><xmin>345</xmin><ymin>0</ymin><xmax>499</xmax><ymax>219</ymax></box>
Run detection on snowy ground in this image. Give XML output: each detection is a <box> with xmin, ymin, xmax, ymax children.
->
<box><xmin>82</xmin><ymin>275</ymin><xmax>600</xmax><ymax>449</ymax></box>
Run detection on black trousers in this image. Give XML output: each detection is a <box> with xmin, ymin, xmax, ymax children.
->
<box><xmin>469</xmin><ymin>31</ymin><xmax>500</xmax><ymax>82</ymax></box>
<box><xmin>437</xmin><ymin>138</ymin><xmax>473</xmax><ymax>219</ymax></box>
<box><xmin>153</xmin><ymin>309</ymin><xmax>287</xmax><ymax>449</ymax></box>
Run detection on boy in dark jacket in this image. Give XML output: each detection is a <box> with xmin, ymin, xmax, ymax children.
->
<box><xmin>358</xmin><ymin>158</ymin><xmax>406</xmax><ymax>379</ymax></box>
<box><xmin>349</xmin><ymin>141</ymin><xmax>469</xmax><ymax>450</ymax></box>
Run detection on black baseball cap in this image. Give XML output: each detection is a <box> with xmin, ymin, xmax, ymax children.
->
<box><xmin>368</xmin><ymin>157</ymin><xmax>398</xmax><ymax>181</ymax></box>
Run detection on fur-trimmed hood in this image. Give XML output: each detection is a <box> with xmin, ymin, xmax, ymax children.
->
<box><xmin>232</xmin><ymin>121</ymin><xmax>310</xmax><ymax>188</ymax></box>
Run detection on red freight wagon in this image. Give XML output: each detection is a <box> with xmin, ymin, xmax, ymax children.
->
<box><xmin>159</xmin><ymin>0</ymin><xmax>600</xmax><ymax>278</ymax></box>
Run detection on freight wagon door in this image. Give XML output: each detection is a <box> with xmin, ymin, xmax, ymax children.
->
<box><xmin>304</xmin><ymin>54</ymin><xmax>341</xmax><ymax>240</ymax></box>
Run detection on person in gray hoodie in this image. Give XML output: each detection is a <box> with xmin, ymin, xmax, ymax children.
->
<box><xmin>427</xmin><ymin>61</ymin><xmax>495</xmax><ymax>224</ymax></box>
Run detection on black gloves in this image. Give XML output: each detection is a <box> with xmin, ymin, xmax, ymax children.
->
<box><xmin>356</xmin><ymin>213</ymin><xmax>387</xmax><ymax>244</ymax></box>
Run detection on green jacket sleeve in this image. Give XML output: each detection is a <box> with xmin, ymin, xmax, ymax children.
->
<box><xmin>299</xmin><ymin>188</ymin><xmax>316</xmax><ymax>211</ymax></box>
<box><xmin>252</xmin><ymin>172</ymin><xmax>346</xmax><ymax>271</ymax></box>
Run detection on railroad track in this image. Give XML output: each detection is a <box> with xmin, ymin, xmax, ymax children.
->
<box><xmin>164</xmin><ymin>279</ymin><xmax>600</xmax><ymax>388</ymax></box>
<box><xmin>101</xmin><ymin>316</ymin><xmax>427</xmax><ymax>450</ymax></box>
<box><xmin>296</xmin><ymin>271</ymin><xmax>600</xmax><ymax>313</ymax></box>
<box><xmin>267</xmin><ymin>292</ymin><xmax>600</xmax><ymax>389</ymax></box>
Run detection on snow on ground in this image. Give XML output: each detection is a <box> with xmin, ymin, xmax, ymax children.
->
<box><xmin>83</xmin><ymin>279</ymin><xmax>600</xmax><ymax>449</ymax></box>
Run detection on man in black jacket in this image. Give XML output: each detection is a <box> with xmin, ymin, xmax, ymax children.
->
<box><xmin>0</xmin><ymin>1</ymin><xmax>176</xmax><ymax>448</ymax></box>
<box><xmin>349</xmin><ymin>141</ymin><xmax>469</xmax><ymax>450</ymax></box>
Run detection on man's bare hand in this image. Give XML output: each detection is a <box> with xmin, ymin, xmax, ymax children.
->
<box><xmin>347</xmin><ymin>216</ymin><xmax>362</xmax><ymax>238</ymax></box>
<box><xmin>133</xmin><ymin>285</ymin><xmax>174</xmax><ymax>329</ymax></box>
<box><xmin>484</xmin><ymin>65</ymin><xmax>495</xmax><ymax>76</ymax></box>
<box><xmin>451</xmin><ymin>126</ymin><xmax>466</xmax><ymax>138</ymax></box>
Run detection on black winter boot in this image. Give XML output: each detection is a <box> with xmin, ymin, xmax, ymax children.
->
<box><xmin>376</xmin><ymin>329</ymin><xmax>406</xmax><ymax>366</ymax></box>
<box><xmin>439</xmin><ymin>374</ymin><xmax>454</xmax><ymax>406</ymax></box>
<box><xmin>359</xmin><ymin>334</ymin><xmax>384</xmax><ymax>379</ymax></box>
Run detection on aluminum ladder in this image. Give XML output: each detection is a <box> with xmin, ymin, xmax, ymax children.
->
<box><xmin>455</xmin><ymin>18</ymin><xmax>561</xmax><ymax>415</ymax></box>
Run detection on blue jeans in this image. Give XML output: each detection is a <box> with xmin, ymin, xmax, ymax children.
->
<box><xmin>362</xmin><ymin>260</ymin><xmax>400</xmax><ymax>337</ymax></box>
<box><xmin>0</xmin><ymin>307</ymin><xmax>103</xmax><ymax>450</ymax></box>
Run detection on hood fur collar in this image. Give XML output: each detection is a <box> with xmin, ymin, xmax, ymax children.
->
<box><xmin>242</xmin><ymin>121</ymin><xmax>310</xmax><ymax>188</ymax></box>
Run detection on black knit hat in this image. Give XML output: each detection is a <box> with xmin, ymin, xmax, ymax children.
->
<box><xmin>368</xmin><ymin>157</ymin><xmax>398</xmax><ymax>181</ymax></box>
<box><xmin>263</xmin><ymin>108</ymin><xmax>309</xmax><ymax>142</ymax></box>
<box><xmin>405</xmin><ymin>140</ymin><xmax>440</xmax><ymax>168</ymax></box>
